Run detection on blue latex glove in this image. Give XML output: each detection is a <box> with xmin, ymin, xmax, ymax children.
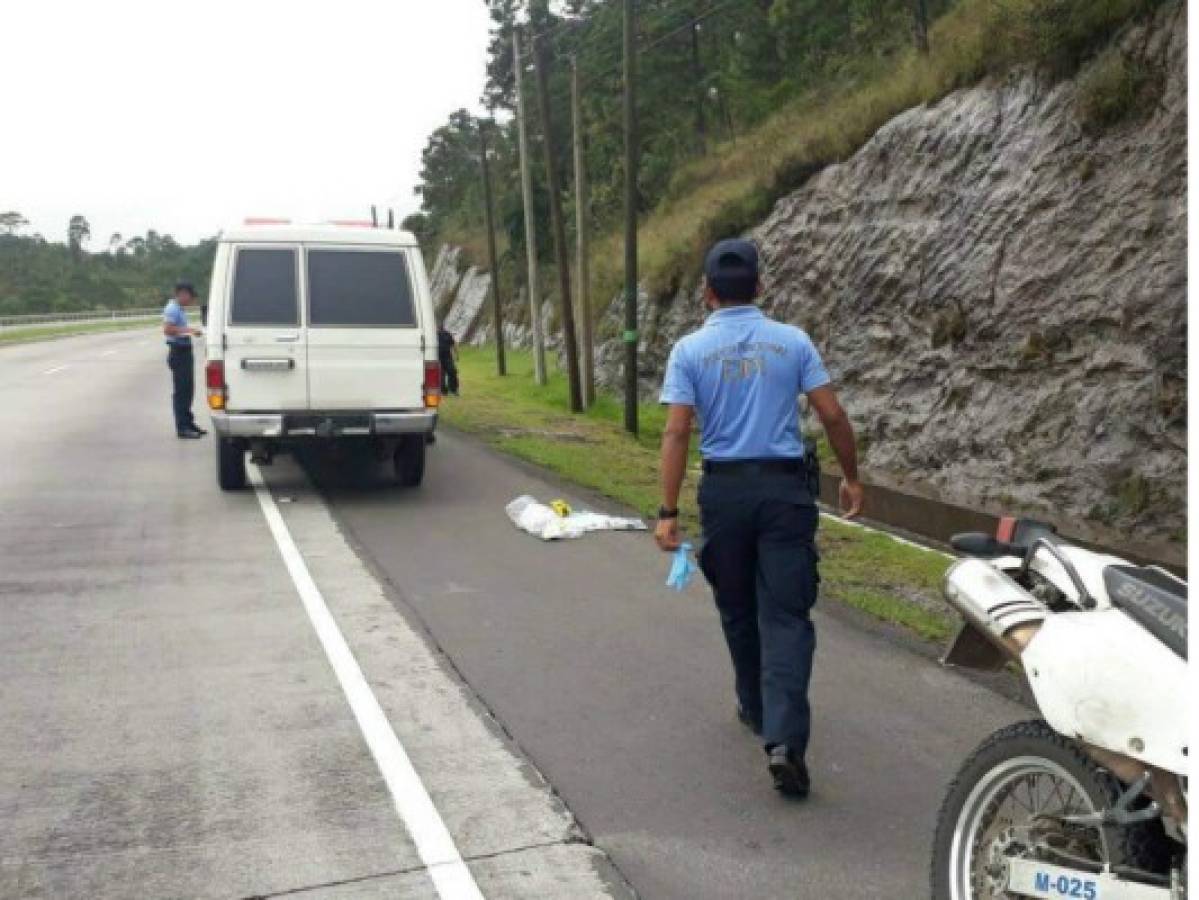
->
<box><xmin>666</xmin><ymin>542</ymin><xmax>698</xmax><ymax>592</ymax></box>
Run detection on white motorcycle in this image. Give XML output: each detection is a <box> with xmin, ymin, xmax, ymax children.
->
<box><xmin>931</xmin><ymin>517</ymin><xmax>1188</xmax><ymax>899</ymax></box>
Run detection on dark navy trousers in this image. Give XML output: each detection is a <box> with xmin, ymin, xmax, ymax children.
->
<box><xmin>167</xmin><ymin>344</ymin><xmax>197</xmax><ymax>434</ymax></box>
<box><xmin>698</xmin><ymin>470</ymin><xmax>820</xmax><ymax>756</ymax></box>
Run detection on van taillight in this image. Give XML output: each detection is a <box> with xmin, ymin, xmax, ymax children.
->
<box><xmin>424</xmin><ymin>361</ymin><xmax>441</xmax><ymax>409</ymax></box>
<box><xmin>206</xmin><ymin>360</ymin><xmax>227</xmax><ymax>411</ymax></box>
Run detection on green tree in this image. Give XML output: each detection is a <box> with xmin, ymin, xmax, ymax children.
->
<box><xmin>0</xmin><ymin>211</ymin><xmax>30</xmax><ymax>236</ymax></box>
<box><xmin>67</xmin><ymin>215</ymin><xmax>91</xmax><ymax>261</ymax></box>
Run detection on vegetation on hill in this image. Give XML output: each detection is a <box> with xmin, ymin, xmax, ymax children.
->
<box><xmin>407</xmin><ymin>0</ymin><xmax>1165</xmax><ymax>314</ymax></box>
<box><xmin>0</xmin><ymin>212</ymin><xmax>215</xmax><ymax>316</ymax></box>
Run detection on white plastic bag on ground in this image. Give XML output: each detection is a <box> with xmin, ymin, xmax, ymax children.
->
<box><xmin>505</xmin><ymin>495</ymin><xmax>647</xmax><ymax>541</ymax></box>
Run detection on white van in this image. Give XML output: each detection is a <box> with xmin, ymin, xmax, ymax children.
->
<box><xmin>203</xmin><ymin>222</ymin><xmax>440</xmax><ymax>490</ymax></box>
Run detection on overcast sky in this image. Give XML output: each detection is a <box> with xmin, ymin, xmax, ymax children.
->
<box><xmin>0</xmin><ymin>0</ymin><xmax>492</xmax><ymax>245</ymax></box>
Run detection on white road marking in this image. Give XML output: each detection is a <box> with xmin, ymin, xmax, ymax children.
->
<box><xmin>137</xmin><ymin>340</ymin><xmax>150</xmax><ymax>347</ymax></box>
<box><xmin>42</xmin><ymin>365</ymin><xmax>68</xmax><ymax>375</ymax></box>
<box><xmin>100</xmin><ymin>349</ymin><xmax>117</xmax><ymax>357</ymax></box>
<box><xmin>249</xmin><ymin>465</ymin><xmax>484</xmax><ymax>900</ymax></box>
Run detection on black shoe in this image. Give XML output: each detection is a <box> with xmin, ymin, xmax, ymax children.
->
<box><xmin>177</xmin><ymin>428</ymin><xmax>205</xmax><ymax>439</ymax></box>
<box><xmin>768</xmin><ymin>746</ymin><xmax>810</xmax><ymax>798</ymax></box>
<box><xmin>737</xmin><ymin>705</ymin><xmax>763</xmax><ymax>736</ymax></box>
<box><xmin>189</xmin><ymin>425</ymin><xmax>208</xmax><ymax>435</ymax></box>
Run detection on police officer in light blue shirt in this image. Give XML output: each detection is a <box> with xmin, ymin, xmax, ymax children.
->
<box><xmin>163</xmin><ymin>281</ymin><xmax>206</xmax><ymax>439</ymax></box>
<box><xmin>655</xmin><ymin>239</ymin><xmax>864</xmax><ymax>798</ymax></box>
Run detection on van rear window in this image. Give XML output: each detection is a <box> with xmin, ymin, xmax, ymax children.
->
<box><xmin>307</xmin><ymin>250</ymin><xmax>416</xmax><ymax>327</ymax></box>
<box><xmin>230</xmin><ymin>248</ymin><xmax>298</xmax><ymax>326</ymax></box>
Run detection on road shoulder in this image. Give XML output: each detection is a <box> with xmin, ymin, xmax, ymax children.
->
<box><xmin>259</xmin><ymin>458</ymin><xmax>633</xmax><ymax>898</ymax></box>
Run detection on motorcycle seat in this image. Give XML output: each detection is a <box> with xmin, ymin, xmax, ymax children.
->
<box><xmin>1103</xmin><ymin>565</ymin><xmax>1187</xmax><ymax>660</ymax></box>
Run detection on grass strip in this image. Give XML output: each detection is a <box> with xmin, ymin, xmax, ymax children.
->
<box><xmin>442</xmin><ymin>348</ymin><xmax>955</xmax><ymax>643</ymax></box>
<box><xmin>0</xmin><ymin>319</ymin><xmax>157</xmax><ymax>346</ymax></box>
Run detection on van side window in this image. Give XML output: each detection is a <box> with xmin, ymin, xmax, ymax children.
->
<box><xmin>308</xmin><ymin>250</ymin><xmax>416</xmax><ymax>327</ymax></box>
<box><xmin>231</xmin><ymin>248</ymin><xmax>298</xmax><ymax>326</ymax></box>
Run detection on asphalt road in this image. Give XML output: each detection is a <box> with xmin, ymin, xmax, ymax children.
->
<box><xmin>298</xmin><ymin>411</ymin><xmax>1027</xmax><ymax>898</ymax></box>
<box><xmin>0</xmin><ymin>330</ymin><xmax>626</xmax><ymax>899</ymax></box>
<box><xmin>1</xmin><ymin>329</ymin><xmax>1027</xmax><ymax>899</ymax></box>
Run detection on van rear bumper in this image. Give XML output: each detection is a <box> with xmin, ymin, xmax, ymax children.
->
<box><xmin>211</xmin><ymin>411</ymin><xmax>437</xmax><ymax>438</ymax></box>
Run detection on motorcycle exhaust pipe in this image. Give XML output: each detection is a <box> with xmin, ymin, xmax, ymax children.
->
<box><xmin>942</xmin><ymin>558</ymin><xmax>1048</xmax><ymax>662</ymax></box>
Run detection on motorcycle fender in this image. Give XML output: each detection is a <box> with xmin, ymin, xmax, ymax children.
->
<box><xmin>1022</xmin><ymin>609</ymin><xmax>1189</xmax><ymax>774</ymax></box>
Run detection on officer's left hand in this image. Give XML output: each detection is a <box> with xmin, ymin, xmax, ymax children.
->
<box><xmin>654</xmin><ymin>517</ymin><xmax>682</xmax><ymax>552</ymax></box>
<box><xmin>840</xmin><ymin>478</ymin><xmax>865</xmax><ymax>519</ymax></box>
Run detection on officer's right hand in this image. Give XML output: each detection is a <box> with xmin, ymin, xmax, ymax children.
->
<box><xmin>654</xmin><ymin>517</ymin><xmax>682</xmax><ymax>552</ymax></box>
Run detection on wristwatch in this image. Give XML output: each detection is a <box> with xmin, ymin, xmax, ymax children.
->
<box><xmin>657</xmin><ymin>506</ymin><xmax>680</xmax><ymax>520</ymax></box>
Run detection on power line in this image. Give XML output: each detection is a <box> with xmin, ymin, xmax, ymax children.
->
<box><xmin>640</xmin><ymin>0</ymin><xmax>748</xmax><ymax>55</ymax></box>
<box><xmin>520</xmin><ymin>0</ymin><xmax>750</xmax><ymax>95</ymax></box>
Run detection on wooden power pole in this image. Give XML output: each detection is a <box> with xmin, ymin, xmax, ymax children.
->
<box><xmin>532</xmin><ymin>34</ymin><xmax>583</xmax><ymax>414</ymax></box>
<box><xmin>571</xmin><ymin>56</ymin><xmax>594</xmax><ymax>408</ymax></box>
<box><xmin>622</xmin><ymin>0</ymin><xmax>639</xmax><ymax>435</ymax></box>
<box><xmin>479</xmin><ymin>120</ymin><xmax>506</xmax><ymax>376</ymax></box>
<box><xmin>690</xmin><ymin>14</ymin><xmax>706</xmax><ymax>153</ymax></box>
<box><xmin>512</xmin><ymin>27</ymin><xmax>547</xmax><ymax>385</ymax></box>
<box><xmin>913</xmin><ymin>0</ymin><xmax>930</xmax><ymax>54</ymax></box>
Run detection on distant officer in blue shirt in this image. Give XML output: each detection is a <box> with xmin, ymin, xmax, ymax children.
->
<box><xmin>655</xmin><ymin>239</ymin><xmax>863</xmax><ymax>798</ymax></box>
<box><xmin>163</xmin><ymin>281</ymin><xmax>206</xmax><ymax>439</ymax></box>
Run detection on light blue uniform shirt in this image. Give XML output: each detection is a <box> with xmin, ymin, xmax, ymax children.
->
<box><xmin>660</xmin><ymin>305</ymin><xmax>830</xmax><ymax>461</ymax></box>
<box><xmin>163</xmin><ymin>298</ymin><xmax>190</xmax><ymax>346</ymax></box>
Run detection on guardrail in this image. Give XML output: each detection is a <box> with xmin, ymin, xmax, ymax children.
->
<box><xmin>0</xmin><ymin>308</ymin><xmax>162</xmax><ymax>328</ymax></box>
<box><xmin>815</xmin><ymin>471</ymin><xmax>1186</xmax><ymax>576</ymax></box>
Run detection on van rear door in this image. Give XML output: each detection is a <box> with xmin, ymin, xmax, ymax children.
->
<box><xmin>223</xmin><ymin>245</ymin><xmax>308</xmax><ymax>412</ymax></box>
<box><xmin>303</xmin><ymin>246</ymin><xmax>425</xmax><ymax>411</ymax></box>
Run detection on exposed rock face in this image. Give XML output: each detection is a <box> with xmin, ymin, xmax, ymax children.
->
<box><xmin>598</xmin><ymin>4</ymin><xmax>1187</xmax><ymax>552</ymax></box>
<box><xmin>428</xmin><ymin>245</ymin><xmax>465</xmax><ymax>312</ymax></box>
<box><xmin>442</xmin><ymin>267</ymin><xmax>492</xmax><ymax>343</ymax></box>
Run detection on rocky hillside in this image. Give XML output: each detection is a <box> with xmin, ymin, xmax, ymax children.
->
<box><xmin>433</xmin><ymin>2</ymin><xmax>1186</xmax><ymax>556</ymax></box>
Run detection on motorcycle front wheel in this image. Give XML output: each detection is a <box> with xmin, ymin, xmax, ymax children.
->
<box><xmin>931</xmin><ymin>719</ymin><xmax>1167</xmax><ymax>899</ymax></box>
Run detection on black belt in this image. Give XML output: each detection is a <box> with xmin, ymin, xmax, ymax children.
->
<box><xmin>702</xmin><ymin>458</ymin><xmax>803</xmax><ymax>476</ymax></box>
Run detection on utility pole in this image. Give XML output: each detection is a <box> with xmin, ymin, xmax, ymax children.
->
<box><xmin>690</xmin><ymin>15</ymin><xmax>706</xmax><ymax>153</ymax></box>
<box><xmin>913</xmin><ymin>0</ymin><xmax>930</xmax><ymax>54</ymax></box>
<box><xmin>513</xmin><ymin>26</ymin><xmax>547</xmax><ymax>385</ymax></box>
<box><xmin>571</xmin><ymin>56</ymin><xmax>594</xmax><ymax>408</ymax></box>
<box><xmin>622</xmin><ymin>0</ymin><xmax>639</xmax><ymax>435</ymax></box>
<box><xmin>533</xmin><ymin>34</ymin><xmax>583</xmax><ymax>413</ymax></box>
<box><xmin>479</xmin><ymin>119</ymin><xmax>506</xmax><ymax>376</ymax></box>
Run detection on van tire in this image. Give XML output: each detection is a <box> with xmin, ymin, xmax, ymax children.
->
<box><xmin>394</xmin><ymin>435</ymin><xmax>425</xmax><ymax>487</ymax></box>
<box><xmin>217</xmin><ymin>437</ymin><xmax>247</xmax><ymax>491</ymax></box>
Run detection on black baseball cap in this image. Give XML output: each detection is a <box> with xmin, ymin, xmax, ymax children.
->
<box><xmin>174</xmin><ymin>281</ymin><xmax>197</xmax><ymax>296</ymax></box>
<box><xmin>704</xmin><ymin>239</ymin><xmax>760</xmax><ymax>301</ymax></box>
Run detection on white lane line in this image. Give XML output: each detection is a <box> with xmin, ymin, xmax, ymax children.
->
<box><xmin>137</xmin><ymin>340</ymin><xmax>150</xmax><ymax>347</ymax></box>
<box><xmin>100</xmin><ymin>349</ymin><xmax>117</xmax><ymax>357</ymax></box>
<box><xmin>248</xmin><ymin>465</ymin><xmax>484</xmax><ymax>900</ymax></box>
<box><xmin>42</xmin><ymin>365</ymin><xmax>68</xmax><ymax>375</ymax></box>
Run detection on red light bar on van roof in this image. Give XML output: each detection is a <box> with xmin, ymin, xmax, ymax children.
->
<box><xmin>327</xmin><ymin>219</ymin><xmax>375</xmax><ymax>228</ymax></box>
<box><xmin>243</xmin><ymin>217</ymin><xmax>292</xmax><ymax>225</ymax></box>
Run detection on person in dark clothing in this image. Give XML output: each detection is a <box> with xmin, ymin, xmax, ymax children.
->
<box><xmin>438</xmin><ymin>325</ymin><xmax>460</xmax><ymax>396</ymax></box>
<box><xmin>654</xmin><ymin>239</ymin><xmax>863</xmax><ymax>798</ymax></box>
<box><xmin>163</xmin><ymin>281</ymin><xmax>206</xmax><ymax>439</ymax></box>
